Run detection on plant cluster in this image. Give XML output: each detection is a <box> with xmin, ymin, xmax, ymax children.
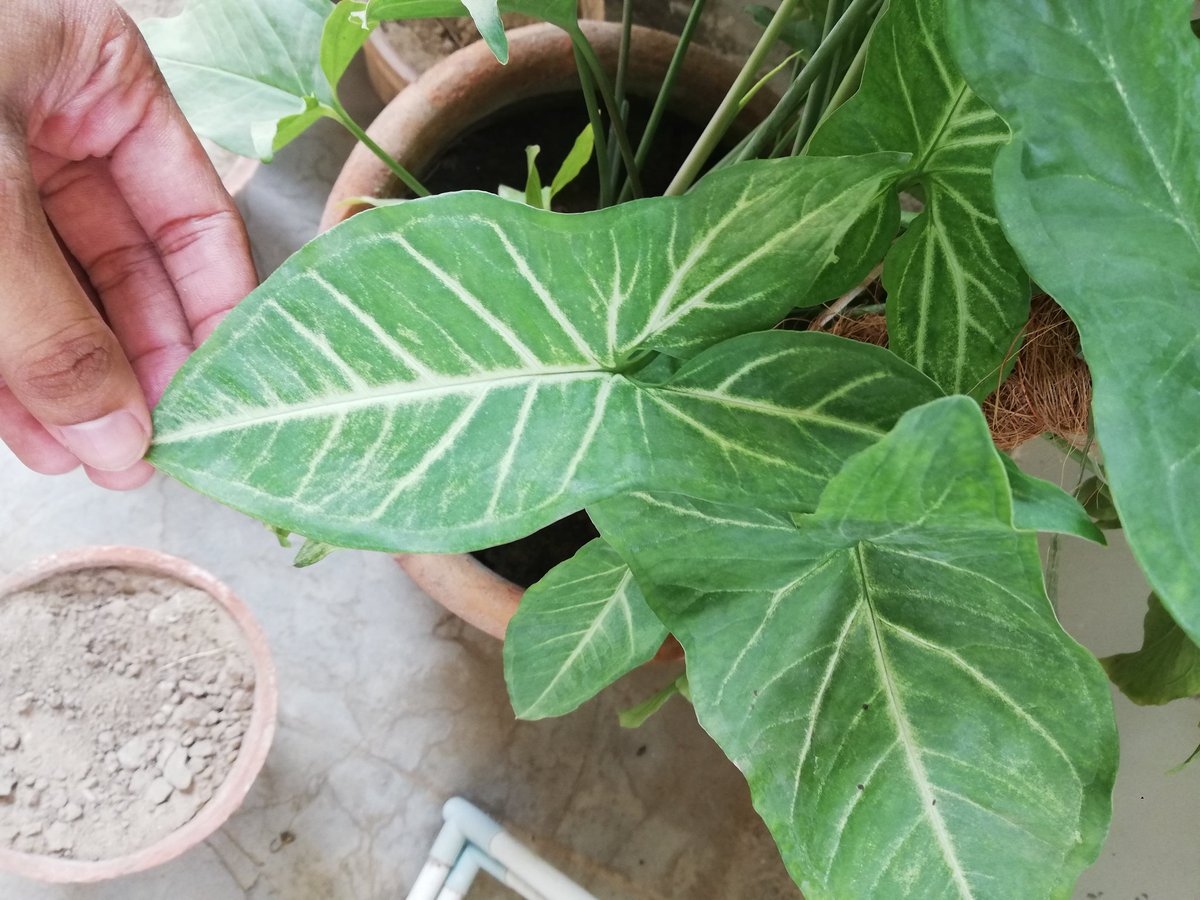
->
<box><xmin>140</xmin><ymin>0</ymin><xmax>1200</xmax><ymax>895</ymax></box>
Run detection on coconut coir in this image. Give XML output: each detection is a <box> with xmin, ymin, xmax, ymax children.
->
<box><xmin>0</xmin><ymin>568</ymin><xmax>255</xmax><ymax>861</ymax></box>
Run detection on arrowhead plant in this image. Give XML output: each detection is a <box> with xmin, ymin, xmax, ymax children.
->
<box><xmin>143</xmin><ymin>0</ymin><xmax>1200</xmax><ymax>895</ymax></box>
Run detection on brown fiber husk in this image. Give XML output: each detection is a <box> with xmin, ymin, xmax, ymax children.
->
<box><xmin>825</xmin><ymin>295</ymin><xmax>1091</xmax><ymax>450</ymax></box>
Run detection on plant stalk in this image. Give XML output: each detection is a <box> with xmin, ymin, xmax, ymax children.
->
<box><xmin>617</xmin><ymin>0</ymin><xmax>709</xmax><ymax>203</ymax></box>
<box><xmin>664</xmin><ymin>0</ymin><xmax>803</xmax><ymax>196</ymax></box>
<box><xmin>573</xmin><ymin>44</ymin><xmax>613</xmax><ymax>208</ymax></box>
<box><xmin>572</xmin><ymin>31</ymin><xmax>644</xmax><ymax>199</ymax></box>
<box><xmin>331</xmin><ymin>102</ymin><xmax>429</xmax><ymax>197</ymax></box>
<box><xmin>732</xmin><ymin>0</ymin><xmax>879</xmax><ymax>165</ymax></box>
<box><xmin>791</xmin><ymin>0</ymin><xmax>846</xmax><ymax>155</ymax></box>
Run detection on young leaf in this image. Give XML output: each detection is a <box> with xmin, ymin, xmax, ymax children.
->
<box><xmin>293</xmin><ymin>538</ymin><xmax>337</xmax><ymax>567</ymax></box>
<box><xmin>809</xmin><ymin>0</ymin><xmax>1028</xmax><ymax>398</ymax></box>
<box><xmin>522</xmin><ymin>145</ymin><xmax>548</xmax><ymax>209</ymax></box>
<box><xmin>618</xmin><ymin>674</ymin><xmax>689</xmax><ymax>729</ymax></box>
<box><xmin>505</xmin><ymin>538</ymin><xmax>667</xmax><ymax>719</ymax></box>
<box><xmin>141</xmin><ymin>0</ymin><xmax>359</xmax><ymax>160</ymax></box>
<box><xmin>548</xmin><ymin>124</ymin><xmax>595</xmax><ymax>201</ymax></box>
<box><xmin>151</xmin><ymin>156</ymin><xmax>925</xmax><ymax>552</ymax></box>
<box><xmin>947</xmin><ymin>0</ymin><xmax>1200</xmax><ymax>645</ymax></box>
<box><xmin>1001</xmin><ymin>455</ymin><xmax>1105</xmax><ymax>544</ymax></box>
<box><xmin>1102</xmin><ymin>594</ymin><xmax>1200</xmax><ymax>706</ymax></box>
<box><xmin>592</xmin><ymin>398</ymin><xmax>1116</xmax><ymax>898</ymax></box>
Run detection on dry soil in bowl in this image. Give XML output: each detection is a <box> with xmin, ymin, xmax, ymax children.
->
<box><xmin>0</xmin><ymin>567</ymin><xmax>255</xmax><ymax>861</ymax></box>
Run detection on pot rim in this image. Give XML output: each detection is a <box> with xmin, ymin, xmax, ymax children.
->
<box><xmin>0</xmin><ymin>546</ymin><xmax>278</xmax><ymax>884</ymax></box>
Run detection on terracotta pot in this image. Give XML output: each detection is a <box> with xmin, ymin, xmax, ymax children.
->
<box><xmin>0</xmin><ymin>546</ymin><xmax>277</xmax><ymax>883</ymax></box>
<box><xmin>363</xmin><ymin>1</ymin><xmax>606</xmax><ymax>103</ymax></box>
<box><xmin>321</xmin><ymin>20</ymin><xmax>774</xmax><ymax>230</ymax></box>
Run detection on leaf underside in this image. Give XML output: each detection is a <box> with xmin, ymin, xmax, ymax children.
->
<box><xmin>810</xmin><ymin>0</ymin><xmax>1028</xmax><ymax>398</ymax></box>
<box><xmin>947</xmin><ymin>0</ymin><xmax>1200</xmax><ymax>645</ymax></box>
<box><xmin>1102</xmin><ymin>593</ymin><xmax>1200</xmax><ymax>705</ymax></box>
<box><xmin>141</xmin><ymin>0</ymin><xmax>341</xmax><ymax>160</ymax></box>
<box><xmin>592</xmin><ymin>398</ymin><xmax>1116</xmax><ymax>898</ymax></box>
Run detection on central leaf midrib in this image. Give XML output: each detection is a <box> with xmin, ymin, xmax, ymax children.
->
<box><xmin>853</xmin><ymin>543</ymin><xmax>975</xmax><ymax>898</ymax></box>
<box><xmin>155</xmin><ymin>365</ymin><xmax>610</xmax><ymax>443</ymax></box>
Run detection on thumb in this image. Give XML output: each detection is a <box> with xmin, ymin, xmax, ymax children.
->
<box><xmin>0</xmin><ymin>141</ymin><xmax>150</xmax><ymax>472</ymax></box>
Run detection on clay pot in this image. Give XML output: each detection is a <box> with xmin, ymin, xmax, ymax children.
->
<box><xmin>363</xmin><ymin>1</ymin><xmax>606</xmax><ymax>103</ymax></box>
<box><xmin>0</xmin><ymin>546</ymin><xmax>277</xmax><ymax>883</ymax></box>
<box><xmin>321</xmin><ymin>20</ymin><xmax>774</xmax><ymax>230</ymax></box>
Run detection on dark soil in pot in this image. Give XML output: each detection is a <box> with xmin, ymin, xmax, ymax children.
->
<box><xmin>419</xmin><ymin>93</ymin><xmax>711</xmax><ymax>210</ymax></box>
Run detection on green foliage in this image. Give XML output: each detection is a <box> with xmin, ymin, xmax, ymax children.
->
<box><xmin>504</xmin><ymin>538</ymin><xmax>666</xmax><ymax>718</ymax></box>
<box><xmin>809</xmin><ymin>0</ymin><xmax>1028</xmax><ymax>398</ymax></box>
<box><xmin>947</xmin><ymin>0</ymin><xmax>1200</xmax><ymax>646</ymax></box>
<box><xmin>618</xmin><ymin>674</ymin><xmax>689</xmax><ymax>728</ymax></box>
<box><xmin>144</xmin><ymin>0</ymin><xmax>1200</xmax><ymax>892</ymax></box>
<box><xmin>151</xmin><ymin>156</ymin><xmax>925</xmax><ymax>551</ymax></box>
<box><xmin>1001</xmin><ymin>456</ymin><xmax>1105</xmax><ymax>544</ymax></box>
<box><xmin>1103</xmin><ymin>594</ymin><xmax>1200</xmax><ymax>706</ymax></box>
<box><xmin>591</xmin><ymin>398</ymin><xmax>1116</xmax><ymax>897</ymax></box>
<box><xmin>140</xmin><ymin>0</ymin><xmax>355</xmax><ymax>160</ymax></box>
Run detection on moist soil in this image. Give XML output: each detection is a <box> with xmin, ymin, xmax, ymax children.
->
<box><xmin>0</xmin><ymin>568</ymin><xmax>255</xmax><ymax>861</ymax></box>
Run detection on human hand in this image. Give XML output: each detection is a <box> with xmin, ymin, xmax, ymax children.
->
<box><xmin>0</xmin><ymin>0</ymin><xmax>256</xmax><ymax>490</ymax></box>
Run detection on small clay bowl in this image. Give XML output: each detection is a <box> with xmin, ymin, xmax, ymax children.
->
<box><xmin>0</xmin><ymin>546</ymin><xmax>277</xmax><ymax>884</ymax></box>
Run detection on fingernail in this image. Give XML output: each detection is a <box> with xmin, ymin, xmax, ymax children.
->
<box><xmin>57</xmin><ymin>410</ymin><xmax>150</xmax><ymax>472</ymax></box>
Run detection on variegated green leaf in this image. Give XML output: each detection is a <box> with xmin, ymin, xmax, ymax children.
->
<box><xmin>809</xmin><ymin>0</ymin><xmax>1028</xmax><ymax>397</ymax></box>
<box><xmin>591</xmin><ymin>398</ymin><xmax>1116</xmax><ymax>898</ymax></box>
<box><xmin>947</xmin><ymin>0</ymin><xmax>1200</xmax><ymax>645</ymax></box>
<box><xmin>151</xmin><ymin>157</ymin><xmax>933</xmax><ymax>552</ymax></box>
<box><xmin>141</xmin><ymin>0</ymin><xmax>359</xmax><ymax>160</ymax></box>
<box><xmin>505</xmin><ymin>538</ymin><xmax>666</xmax><ymax>718</ymax></box>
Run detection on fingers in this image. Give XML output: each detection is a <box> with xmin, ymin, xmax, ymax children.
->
<box><xmin>0</xmin><ymin>136</ymin><xmax>150</xmax><ymax>474</ymax></box>
<box><xmin>38</xmin><ymin>156</ymin><xmax>194</xmax><ymax>405</ymax></box>
<box><xmin>106</xmin><ymin>63</ymin><xmax>257</xmax><ymax>345</ymax></box>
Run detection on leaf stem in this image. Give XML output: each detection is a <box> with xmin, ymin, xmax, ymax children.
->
<box><xmin>574</xmin><ymin>44</ymin><xmax>613</xmax><ymax>208</ymax></box>
<box><xmin>617</xmin><ymin>0</ymin><xmax>710</xmax><ymax>203</ymax></box>
<box><xmin>665</xmin><ymin>0</ymin><xmax>803</xmax><ymax>196</ymax></box>
<box><xmin>791</xmin><ymin>0</ymin><xmax>846</xmax><ymax>155</ymax></box>
<box><xmin>809</xmin><ymin>260</ymin><xmax>884</xmax><ymax>330</ymax></box>
<box><xmin>607</xmin><ymin>0</ymin><xmax>634</xmax><ymax>198</ymax></box>
<box><xmin>732</xmin><ymin>0</ymin><xmax>879</xmax><ymax>166</ymax></box>
<box><xmin>573</xmin><ymin>31</ymin><xmax>644</xmax><ymax>199</ymax></box>
<box><xmin>330</xmin><ymin>102</ymin><xmax>429</xmax><ymax>198</ymax></box>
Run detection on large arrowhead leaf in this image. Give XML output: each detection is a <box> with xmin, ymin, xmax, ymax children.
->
<box><xmin>591</xmin><ymin>398</ymin><xmax>1116</xmax><ymax>898</ymax></box>
<box><xmin>141</xmin><ymin>0</ymin><xmax>364</xmax><ymax>160</ymax></box>
<box><xmin>504</xmin><ymin>538</ymin><xmax>667</xmax><ymax>719</ymax></box>
<box><xmin>151</xmin><ymin>157</ymin><xmax>933</xmax><ymax>551</ymax></box>
<box><xmin>809</xmin><ymin>0</ymin><xmax>1028</xmax><ymax>398</ymax></box>
<box><xmin>946</xmin><ymin>0</ymin><xmax>1200</xmax><ymax>644</ymax></box>
<box><xmin>1102</xmin><ymin>594</ymin><xmax>1200</xmax><ymax>706</ymax></box>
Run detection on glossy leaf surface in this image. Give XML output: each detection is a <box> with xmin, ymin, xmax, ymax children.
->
<box><xmin>947</xmin><ymin>0</ymin><xmax>1200</xmax><ymax>644</ymax></box>
<box><xmin>810</xmin><ymin>0</ymin><xmax>1027</xmax><ymax>397</ymax></box>
<box><xmin>505</xmin><ymin>538</ymin><xmax>666</xmax><ymax>718</ymax></box>
<box><xmin>593</xmin><ymin>398</ymin><xmax>1116</xmax><ymax>898</ymax></box>
<box><xmin>1103</xmin><ymin>594</ymin><xmax>1200</xmax><ymax>706</ymax></box>
<box><xmin>151</xmin><ymin>158</ymin><xmax>927</xmax><ymax>551</ymax></box>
